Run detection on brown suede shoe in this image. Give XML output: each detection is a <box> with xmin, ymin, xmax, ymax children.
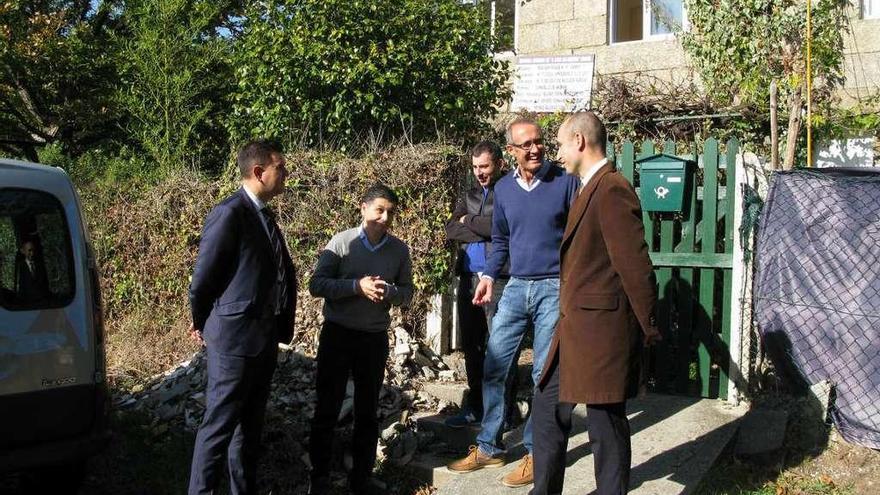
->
<box><xmin>446</xmin><ymin>445</ymin><xmax>505</xmax><ymax>473</ymax></box>
<box><xmin>501</xmin><ymin>454</ymin><xmax>533</xmax><ymax>487</ymax></box>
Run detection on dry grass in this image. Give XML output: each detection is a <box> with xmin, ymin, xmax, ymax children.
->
<box><xmin>104</xmin><ymin>307</ymin><xmax>200</xmax><ymax>387</ymax></box>
<box><xmin>79</xmin><ymin>144</ymin><xmax>466</xmax><ymax>384</ymax></box>
<box><xmin>697</xmin><ymin>394</ymin><xmax>879</xmax><ymax>495</ymax></box>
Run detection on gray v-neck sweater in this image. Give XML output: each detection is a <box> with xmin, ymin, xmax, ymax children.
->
<box><xmin>308</xmin><ymin>227</ymin><xmax>414</xmax><ymax>332</ymax></box>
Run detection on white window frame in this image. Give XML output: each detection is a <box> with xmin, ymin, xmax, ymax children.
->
<box><xmin>464</xmin><ymin>0</ymin><xmax>518</xmax><ymax>54</ymax></box>
<box><xmin>609</xmin><ymin>0</ymin><xmax>689</xmax><ymax>45</ymax></box>
<box><xmin>864</xmin><ymin>0</ymin><xmax>880</xmax><ymax>19</ymax></box>
<box><xmin>489</xmin><ymin>0</ymin><xmax>518</xmax><ymax>54</ymax></box>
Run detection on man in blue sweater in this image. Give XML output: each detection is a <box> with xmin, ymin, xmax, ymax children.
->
<box><xmin>447</xmin><ymin>117</ymin><xmax>580</xmax><ymax>488</ymax></box>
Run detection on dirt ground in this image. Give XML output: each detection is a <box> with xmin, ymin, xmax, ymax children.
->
<box><xmin>3</xmin><ymin>351</ymin><xmax>877</xmax><ymax>495</ymax></box>
<box><xmin>697</xmin><ymin>394</ymin><xmax>880</xmax><ymax>495</ymax></box>
<box><xmin>791</xmin><ymin>435</ymin><xmax>880</xmax><ymax>495</ymax></box>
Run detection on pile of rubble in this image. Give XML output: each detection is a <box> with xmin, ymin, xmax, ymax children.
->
<box><xmin>113</xmin><ymin>326</ymin><xmax>460</xmax><ymax>469</ymax></box>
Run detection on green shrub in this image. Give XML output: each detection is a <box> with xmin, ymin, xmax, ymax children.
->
<box><xmin>41</xmin><ymin>145</ymin><xmax>161</xmax><ymax>185</ymax></box>
<box><xmin>229</xmin><ymin>0</ymin><xmax>511</xmax><ymax>148</ymax></box>
<box><xmin>114</xmin><ymin>0</ymin><xmax>234</xmax><ymax>175</ymax></box>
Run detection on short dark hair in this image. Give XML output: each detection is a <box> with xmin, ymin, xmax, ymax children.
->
<box><xmin>471</xmin><ymin>141</ymin><xmax>503</xmax><ymax>162</ymax></box>
<box><xmin>237</xmin><ymin>139</ymin><xmax>284</xmax><ymax>178</ymax></box>
<box><xmin>361</xmin><ymin>183</ymin><xmax>399</xmax><ymax>206</ymax></box>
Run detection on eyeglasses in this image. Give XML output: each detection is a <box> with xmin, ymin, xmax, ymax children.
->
<box><xmin>508</xmin><ymin>139</ymin><xmax>544</xmax><ymax>151</ymax></box>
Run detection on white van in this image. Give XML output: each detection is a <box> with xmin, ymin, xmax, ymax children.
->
<box><xmin>0</xmin><ymin>159</ymin><xmax>110</xmax><ymax>484</ymax></box>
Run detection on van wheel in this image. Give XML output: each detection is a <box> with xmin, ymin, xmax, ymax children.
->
<box><xmin>26</xmin><ymin>461</ymin><xmax>86</xmax><ymax>493</ymax></box>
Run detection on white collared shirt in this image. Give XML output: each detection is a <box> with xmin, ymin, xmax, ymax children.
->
<box><xmin>581</xmin><ymin>157</ymin><xmax>609</xmax><ymax>189</ymax></box>
<box><xmin>242</xmin><ymin>185</ymin><xmax>272</xmax><ymax>239</ymax></box>
<box><xmin>242</xmin><ymin>185</ymin><xmax>285</xmax><ymax>314</ymax></box>
<box><xmin>514</xmin><ymin>161</ymin><xmax>551</xmax><ymax>192</ymax></box>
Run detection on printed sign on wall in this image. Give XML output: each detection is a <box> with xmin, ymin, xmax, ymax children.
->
<box><xmin>510</xmin><ymin>55</ymin><xmax>595</xmax><ymax>113</ymax></box>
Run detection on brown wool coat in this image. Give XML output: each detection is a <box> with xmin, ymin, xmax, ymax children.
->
<box><xmin>539</xmin><ymin>163</ymin><xmax>660</xmax><ymax>404</ymax></box>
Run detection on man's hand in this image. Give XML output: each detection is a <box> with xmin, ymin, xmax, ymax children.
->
<box><xmin>472</xmin><ymin>277</ymin><xmax>494</xmax><ymax>305</ymax></box>
<box><xmin>358</xmin><ymin>275</ymin><xmax>386</xmax><ymax>303</ymax></box>
<box><xmin>459</xmin><ymin>215</ymin><xmax>467</xmax><ymax>224</ymax></box>
<box><xmin>189</xmin><ymin>323</ymin><xmax>205</xmax><ymax>346</ymax></box>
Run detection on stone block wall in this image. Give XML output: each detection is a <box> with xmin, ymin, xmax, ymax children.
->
<box><xmin>841</xmin><ymin>12</ymin><xmax>880</xmax><ymax>106</ymax></box>
<box><xmin>515</xmin><ymin>0</ymin><xmax>689</xmax><ymax>80</ymax></box>
<box><xmin>509</xmin><ymin>0</ymin><xmax>880</xmax><ymax>106</ymax></box>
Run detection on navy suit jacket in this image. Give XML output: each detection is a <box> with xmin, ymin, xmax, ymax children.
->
<box><xmin>189</xmin><ymin>188</ymin><xmax>297</xmax><ymax>356</ymax></box>
<box><xmin>15</xmin><ymin>255</ymin><xmax>50</xmax><ymax>302</ymax></box>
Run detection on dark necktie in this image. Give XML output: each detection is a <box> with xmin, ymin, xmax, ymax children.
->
<box><xmin>261</xmin><ymin>207</ymin><xmax>288</xmax><ymax>313</ymax></box>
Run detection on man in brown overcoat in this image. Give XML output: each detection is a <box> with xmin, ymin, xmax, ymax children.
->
<box><xmin>531</xmin><ymin>112</ymin><xmax>661</xmax><ymax>495</ymax></box>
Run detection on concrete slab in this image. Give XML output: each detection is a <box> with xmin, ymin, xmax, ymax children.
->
<box><xmin>735</xmin><ymin>408</ymin><xmax>789</xmax><ymax>457</ymax></box>
<box><xmin>402</xmin><ymin>412</ymin><xmax>528</xmax><ymax>488</ymax></box>
<box><xmin>422</xmin><ymin>382</ymin><xmax>468</xmax><ymax>407</ymax></box>
<box><xmin>434</xmin><ymin>394</ymin><xmax>745</xmax><ymax>495</ymax></box>
<box><xmin>416</xmin><ymin>413</ymin><xmax>481</xmax><ymax>453</ymax></box>
<box><xmin>415</xmin><ymin>412</ymin><xmax>526</xmax><ymax>454</ymax></box>
<box><xmin>404</xmin><ymin>452</ymin><xmax>462</xmax><ymax>489</ymax></box>
<box><xmin>421</xmin><ymin>362</ymin><xmax>535</xmax><ymax>407</ymax></box>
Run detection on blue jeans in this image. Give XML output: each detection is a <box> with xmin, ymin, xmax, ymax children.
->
<box><xmin>476</xmin><ymin>277</ymin><xmax>560</xmax><ymax>456</ymax></box>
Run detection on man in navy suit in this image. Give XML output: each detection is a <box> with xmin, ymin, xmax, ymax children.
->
<box><xmin>187</xmin><ymin>139</ymin><xmax>297</xmax><ymax>495</ymax></box>
<box><xmin>15</xmin><ymin>238</ymin><xmax>50</xmax><ymax>304</ymax></box>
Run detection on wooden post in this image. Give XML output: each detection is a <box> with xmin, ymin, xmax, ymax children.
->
<box><xmin>806</xmin><ymin>0</ymin><xmax>813</xmax><ymax>168</ymax></box>
<box><xmin>770</xmin><ymin>80</ymin><xmax>779</xmax><ymax>170</ymax></box>
<box><xmin>698</xmin><ymin>139</ymin><xmax>719</xmax><ymax>398</ymax></box>
<box><xmin>783</xmin><ymin>85</ymin><xmax>803</xmax><ymax>170</ymax></box>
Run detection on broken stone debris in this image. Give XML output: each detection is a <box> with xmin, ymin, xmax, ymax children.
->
<box><xmin>112</xmin><ymin>326</ymin><xmax>457</xmax><ymax>468</ymax></box>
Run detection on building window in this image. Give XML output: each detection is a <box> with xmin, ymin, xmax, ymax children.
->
<box><xmin>865</xmin><ymin>0</ymin><xmax>880</xmax><ymax>19</ymax></box>
<box><xmin>611</xmin><ymin>0</ymin><xmax>686</xmax><ymax>43</ymax></box>
<box><xmin>465</xmin><ymin>0</ymin><xmax>516</xmax><ymax>52</ymax></box>
<box><xmin>491</xmin><ymin>0</ymin><xmax>516</xmax><ymax>52</ymax></box>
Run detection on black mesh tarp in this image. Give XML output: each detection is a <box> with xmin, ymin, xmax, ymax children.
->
<box><xmin>755</xmin><ymin>168</ymin><xmax>880</xmax><ymax>449</ymax></box>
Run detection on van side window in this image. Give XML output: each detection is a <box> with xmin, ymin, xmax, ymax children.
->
<box><xmin>0</xmin><ymin>189</ymin><xmax>75</xmax><ymax>310</ymax></box>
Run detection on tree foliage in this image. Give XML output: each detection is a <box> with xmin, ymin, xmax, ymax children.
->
<box><xmin>682</xmin><ymin>0</ymin><xmax>848</xmax><ymax>111</ymax></box>
<box><xmin>0</xmin><ymin>0</ymin><xmax>121</xmax><ymax>160</ymax></box>
<box><xmin>2</xmin><ymin>0</ymin><xmax>514</xmax><ymax>175</ymax></box>
<box><xmin>114</xmin><ymin>0</ymin><xmax>236</xmax><ymax>173</ymax></box>
<box><xmin>682</xmin><ymin>0</ymin><xmax>850</xmax><ymax>168</ymax></box>
<box><xmin>229</xmin><ymin>0</ymin><xmax>511</xmax><ymax>148</ymax></box>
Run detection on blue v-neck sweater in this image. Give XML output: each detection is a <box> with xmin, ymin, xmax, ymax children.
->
<box><xmin>484</xmin><ymin>163</ymin><xmax>580</xmax><ymax>280</ymax></box>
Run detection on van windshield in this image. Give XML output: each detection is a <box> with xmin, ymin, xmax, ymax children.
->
<box><xmin>0</xmin><ymin>188</ymin><xmax>75</xmax><ymax>310</ymax></box>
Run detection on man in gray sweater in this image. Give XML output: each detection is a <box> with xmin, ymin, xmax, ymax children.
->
<box><xmin>307</xmin><ymin>183</ymin><xmax>414</xmax><ymax>495</ymax></box>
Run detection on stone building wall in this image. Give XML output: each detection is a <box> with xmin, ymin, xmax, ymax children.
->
<box><xmin>510</xmin><ymin>0</ymin><xmax>880</xmax><ymax>106</ymax></box>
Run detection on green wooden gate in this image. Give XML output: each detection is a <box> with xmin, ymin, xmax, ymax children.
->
<box><xmin>608</xmin><ymin>138</ymin><xmax>740</xmax><ymax>399</ymax></box>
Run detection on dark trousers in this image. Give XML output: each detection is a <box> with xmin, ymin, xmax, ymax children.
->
<box><xmin>457</xmin><ymin>275</ymin><xmax>509</xmax><ymax>414</ymax></box>
<box><xmin>532</xmin><ymin>354</ymin><xmax>632</xmax><ymax>495</ymax></box>
<box><xmin>188</xmin><ymin>336</ymin><xmax>279</xmax><ymax>495</ymax></box>
<box><xmin>309</xmin><ymin>321</ymin><xmax>389</xmax><ymax>484</ymax></box>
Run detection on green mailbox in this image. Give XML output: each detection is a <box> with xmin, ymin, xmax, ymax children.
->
<box><xmin>636</xmin><ymin>154</ymin><xmax>692</xmax><ymax>213</ymax></box>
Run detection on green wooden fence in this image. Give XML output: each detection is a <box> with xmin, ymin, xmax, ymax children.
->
<box><xmin>608</xmin><ymin>138</ymin><xmax>740</xmax><ymax>399</ymax></box>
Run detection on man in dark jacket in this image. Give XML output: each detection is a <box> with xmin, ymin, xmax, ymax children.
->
<box><xmin>443</xmin><ymin>141</ymin><xmax>510</xmax><ymax>428</ymax></box>
<box><xmin>15</xmin><ymin>238</ymin><xmax>50</xmax><ymax>304</ymax></box>
<box><xmin>187</xmin><ymin>139</ymin><xmax>297</xmax><ymax>495</ymax></box>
